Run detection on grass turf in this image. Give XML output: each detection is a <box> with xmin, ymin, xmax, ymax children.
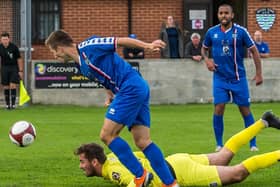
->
<box><xmin>1</xmin><ymin>103</ymin><xmax>280</xmax><ymax>186</ymax></box>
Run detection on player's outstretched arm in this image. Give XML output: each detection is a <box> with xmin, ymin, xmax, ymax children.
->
<box><xmin>117</xmin><ymin>37</ymin><xmax>165</xmax><ymax>53</ymax></box>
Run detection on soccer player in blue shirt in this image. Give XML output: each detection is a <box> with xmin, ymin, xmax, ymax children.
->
<box><xmin>201</xmin><ymin>4</ymin><xmax>263</xmax><ymax>152</ymax></box>
<box><xmin>253</xmin><ymin>30</ymin><xmax>270</xmax><ymax>58</ymax></box>
<box><xmin>45</xmin><ymin>30</ymin><xmax>179</xmax><ymax>187</ymax></box>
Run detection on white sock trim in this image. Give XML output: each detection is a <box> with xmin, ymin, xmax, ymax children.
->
<box><xmin>262</xmin><ymin>119</ymin><xmax>269</xmax><ymax>127</ymax></box>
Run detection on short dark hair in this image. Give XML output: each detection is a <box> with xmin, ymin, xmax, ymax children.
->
<box><xmin>218</xmin><ymin>4</ymin><xmax>233</xmax><ymax>12</ymax></box>
<box><xmin>1</xmin><ymin>32</ymin><xmax>10</xmax><ymax>38</ymax></box>
<box><xmin>74</xmin><ymin>143</ymin><xmax>107</xmax><ymax>164</ymax></box>
<box><xmin>45</xmin><ymin>30</ymin><xmax>74</xmax><ymax>50</ymax></box>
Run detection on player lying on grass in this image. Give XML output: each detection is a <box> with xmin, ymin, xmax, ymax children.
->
<box><xmin>75</xmin><ymin>111</ymin><xmax>280</xmax><ymax>186</ymax></box>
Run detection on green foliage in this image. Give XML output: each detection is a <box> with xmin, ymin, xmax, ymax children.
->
<box><xmin>1</xmin><ymin>103</ymin><xmax>280</xmax><ymax>186</ymax></box>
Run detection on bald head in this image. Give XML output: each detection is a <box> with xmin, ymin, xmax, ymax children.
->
<box><xmin>254</xmin><ymin>30</ymin><xmax>263</xmax><ymax>43</ymax></box>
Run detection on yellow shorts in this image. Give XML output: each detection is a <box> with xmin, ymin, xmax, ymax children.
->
<box><xmin>166</xmin><ymin>153</ymin><xmax>222</xmax><ymax>186</ymax></box>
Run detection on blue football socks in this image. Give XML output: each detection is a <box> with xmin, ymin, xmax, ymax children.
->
<box><xmin>213</xmin><ymin>114</ymin><xmax>224</xmax><ymax>146</ymax></box>
<box><xmin>143</xmin><ymin>142</ymin><xmax>174</xmax><ymax>185</ymax></box>
<box><xmin>108</xmin><ymin>137</ymin><xmax>143</xmax><ymax>178</ymax></box>
<box><xmin>244</xmin><ymin>113</ymin><xmax>257</xmax><ymax>147</ymax></box>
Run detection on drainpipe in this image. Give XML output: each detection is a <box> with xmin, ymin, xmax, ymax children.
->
<box><xmin>128</xmin><ymin>0</ymin><xmax>132</xmax><ymax>35</ymax></box>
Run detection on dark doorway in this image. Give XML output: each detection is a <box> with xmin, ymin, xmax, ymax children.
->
<box><xmin>183</xmin><ymin>0</ymin><xmax>212</xmax><ymax>44</ymax></box>
<box><xmin>213</xmin><ymin>0</ymin><xmax>247</xmax><ymax>27</ymax></box>
<box><xmin>183</xmin><ymin>0</ymin><xmax>247</xmax><ymax>45</ymax></box>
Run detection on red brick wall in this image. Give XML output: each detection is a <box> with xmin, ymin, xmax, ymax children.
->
<box><xmin>0</xmin><ymin>0</ymin><xmax>14</xmax><ymax>41</ymax></box>
<box><xmin>34</xmin><ymin>0</ymin><xmax>184</xmax><ymax>59</ymax></box>
<box><xmin>34</xmin><ymin>0</ymin><xmax>129</xmax><ymax>59</ymax></box>
<box><xmin>131</xmin><ymin>0</ymin><xmax>183</xmax><ymax>58</ymax></box>
<box><xmin>1</xmin><ymin>0</ymin><xmax>279</xmax><ymax>59</ymax></box>
<box><xmin>248</xmin><ymin>0</ymin><xmax>280</xmax><ymax>57</ymax></box>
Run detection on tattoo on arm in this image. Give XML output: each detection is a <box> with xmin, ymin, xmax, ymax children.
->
<box><xmin>201</xmin><ymin>48</ymin><xmax>209</xmax><ymax>59</ymax></box>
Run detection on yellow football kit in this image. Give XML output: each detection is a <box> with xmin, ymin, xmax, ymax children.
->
<box><xmin>101</xmin><ymin>152</ymin><xmax>221</xmax><ymax>187</ymax></box>
<box><xmin>165</xmin><ymin>153</ymin><xmax>221</xmax><ymax>186</ymax></box>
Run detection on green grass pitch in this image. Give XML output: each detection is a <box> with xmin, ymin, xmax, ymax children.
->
<box><xmin>1</xmin><ymin>103</ymin><xmax>280</xmax><ymax>186</ymax></box>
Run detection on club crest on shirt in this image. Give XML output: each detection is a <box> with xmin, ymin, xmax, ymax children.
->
<box><xmin>7</xmin><ymin>52</ymin><xmax>13</xmax><ymax>59</ymax></box>
<box><xmin>209</xmin><ymin>182</ymin><xmax>218</xmax><ymax>187</ymax></box>
<box><xmin>222</xmin><ymin>40</ymin><xmax>230</xmax><ymax>56</ymax></box>
<box><xmin>112</xmin><ymin>172</ymin><xmax>120</xmax><ymax>181</ymax></box>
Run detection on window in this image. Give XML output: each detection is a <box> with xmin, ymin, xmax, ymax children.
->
<box><xmin>32</xmin><ymin>0</ymin><xmax>60</xmax><ymax>43</ymax></box>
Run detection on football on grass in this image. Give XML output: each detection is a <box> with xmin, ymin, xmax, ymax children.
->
<box><xmin>9</xmin><ymin>121</ymin><xmax>36</xmax><ymax>147</ymax></box>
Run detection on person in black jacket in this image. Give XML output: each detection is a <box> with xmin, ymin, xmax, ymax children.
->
<box><xmin>159</xmin><ymin>16</ymin><xmax>184</xmax><ymax>58</ymax></box>
<box><xmin>184</xmin><ymin>33</ymin><xmax>202</xmax><ymax>62</ymax></box>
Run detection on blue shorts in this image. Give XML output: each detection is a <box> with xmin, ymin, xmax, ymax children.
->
<box><xmin>105</xmin><ymin>75</ymin><xmax>150</xmax><ymax>129</ymax></box>
<box><xmin>213</xmin><ymin>77</ymin><xmax>250</xmax><ymax>106</ymax></box>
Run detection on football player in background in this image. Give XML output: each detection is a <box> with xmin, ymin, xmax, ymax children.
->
<box><xmin>45</xmin><ymin>30</ymin><xmax>178</xmax><ymax>187</ymax></box>
<box><xmin>201</xmin><ymin>4</ymin><xmax>263</xmax><ymax>152</ymax></box>
<box><xmin>75</xmin><ymin>111</ymin><xmax>280</xmax><ymax>187</ymax></box>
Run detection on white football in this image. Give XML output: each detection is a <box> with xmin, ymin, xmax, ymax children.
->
<box><xmin>9</xmin><ymin>121</ymin><xmax>36</xmax><ymax>147</ymax></box>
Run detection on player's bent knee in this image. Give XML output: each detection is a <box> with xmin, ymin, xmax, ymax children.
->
<box><xmin>135</xmin><ymin>139</ymin><xmax>151</xmax><ymax>150</ymax></box>
<box><xmin>231</xmin><ymin>166</ymin><xmax>249</xmax><ymax>183</ymax></box>
<box><xmin>99</xmin><ymin>131</ymin><xmax>113</xmax><ymax>145</ymax></box>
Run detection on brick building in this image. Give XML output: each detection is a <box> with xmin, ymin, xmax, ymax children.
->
<box><xmin>0</xmin><ymin>0</ymin><xmax>279</xmax><ymax>59</ymax></box>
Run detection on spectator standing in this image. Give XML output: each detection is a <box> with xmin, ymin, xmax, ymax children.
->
<box><xmin>253</xmin><ymin>30</ymin><xmax>270</xmax><ymax>58</ymax></box>
<box><xmin>123</xmin><ymin>34</ymin><xmax>144</xmax><ymax>59</ymax></box>
<box><xmin>159</xmin><ymin>16</ymin><xmax>183</xmax><ymax>58</ymax></box>
<box><xmin>184</xmin><ymin>32</ymin><xmax>202</xmax><ymax>62</ymax></box>
<box><xmin>201</xmin><ymin>4</ymin><xmax>263</xmax><ymax>152</ymax></box>
<box><xmin>0</xmin><ymin>32</ymin><xmax>23</xmax><ymax>110</ymax></box>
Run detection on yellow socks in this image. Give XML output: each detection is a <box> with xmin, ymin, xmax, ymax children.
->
<box><xmin>242</xmin><ymin>151</ymin><xmax>280</xmax><ymax>173</ymax></box>
<box><xmin>223</xmin><ymin>117</ymin><xmax>280</xmax><ymax>174</ymax></box>
<box><xmin>224</xmin><ymin>119</ymin><xmax>266</xmax><ymax>154</ymax></box>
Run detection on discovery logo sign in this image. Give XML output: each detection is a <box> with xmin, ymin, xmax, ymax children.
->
<box><xmin>34</xmin><ymin>62</ymin><xmax>102</xmax><ymax>89</ymax></box>
<box><xmin>35</xmin><ymin>63</ymin><xmax>79</xmax><ymax>75</ymax></box>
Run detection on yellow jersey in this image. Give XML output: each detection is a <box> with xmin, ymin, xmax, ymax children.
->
<box><xmin>101</xmin><ymin>152</ymin><xmax>221</xmax><ymax>187</ymax></box>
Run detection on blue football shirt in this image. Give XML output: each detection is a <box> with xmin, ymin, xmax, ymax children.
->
<box><xmin>203</xmin><ymin>23</ymin><xmax>255</xmax><ymax>80</ymax></box>
<box><xmin>77</xmin><ymin>36</ymin><xmax>138</xmax><ymax>93</ymax></box>
<box><xmin>254</xmin><ymin>41</ymin><xmax>270</xmax><ymax>54</ymax></box>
